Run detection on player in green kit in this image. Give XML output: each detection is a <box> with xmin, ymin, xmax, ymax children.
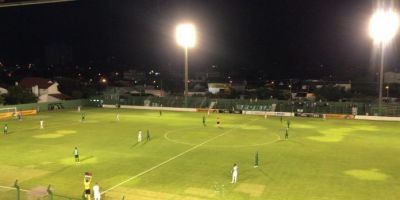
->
<box><xmin>254</xmin><ymin>151</ymin><xmax>259</xmax><ymax>168</ymax></box>
<box><xmin>287</xmin><ymin>120</ymin><xmax>291</xmax><ymax>128</ymax></box>
<box><xmin>280</xmin><ymin>116</ymin><xmax>283</xmax><ymax>123</ymax></box>
<box><xmin>146</xmin><ymin>129</ymin><xmax>151</xmax><ymax>141</ymax></box>
<box><xmin>203</xmin><ymin>116</ymin><xmax>206</xmax><ymax>127</ymax></box>
<box><xmin>4</xmin><ymin>124</ymin><xmax>8</xmax><ymax>135</ymax></box>
<box><xmin>285</xmin><ymin>127</ymin><xmax>289</xmax><ymax>140</ymax></box>
<box><xmin>81</xmin><ymin>113</ymin><xmax>85</xmax><ymax>122</ymax></box>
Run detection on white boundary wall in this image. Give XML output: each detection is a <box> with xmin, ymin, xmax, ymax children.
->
<box><xmin>355</xmin><ymin>115</ymin><xmax>400</xmax><ymax>121</ymax></box>
<box><xmin>242</xmin><ymin>111</ymin><xmax>294</xmax><ymax>117</ymax></box>
<box><xmin>103</xmin><ymin>104</ymin><xmax>197</xmax><ymax>112</ymax></box>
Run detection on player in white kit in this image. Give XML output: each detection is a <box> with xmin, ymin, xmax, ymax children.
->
<box><xmin>40</xmin><ymin>120</ymin><xmax>44</xmax><ymax>129</ymax></box>
<box><xmin>138</xmin><ymin>130</ymin><xmax>142</xmax><ymax>143</ymax></box>
<box><xmin>93</xmin><ymin>183</ymin><xmax>101</xmax><ymax>200</ymax></box>
<box><xmin>231</xmin><ymin>163</ymin><xmax>238</xmax><ymax>183</ymax></box>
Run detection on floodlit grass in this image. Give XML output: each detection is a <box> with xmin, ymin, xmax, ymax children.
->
<box><xmin>0</xmin><ymin>108</ymin><xmax>399</xmax><ymax>199</ymax></box>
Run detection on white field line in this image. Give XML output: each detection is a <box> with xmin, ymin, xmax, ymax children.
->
<box><xmin>0</xmin><ymin>185</ymin><xmax>30</xmax><ymax>192</ymax></box>
<box><xmin>164</xmin><ymin>128</ymin><xmax>281</xmax><ymax>148</ymax></box>
<box><xmin>101</xmin><ymin>118</ymin><xmax>259</xmax><ymax>194</ymax></box>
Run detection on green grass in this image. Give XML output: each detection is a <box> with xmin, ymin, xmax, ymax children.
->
<box><xmin>0</xmin><ymin>108</ymin><xmax>399</xmax><ymax>200</ymax></box>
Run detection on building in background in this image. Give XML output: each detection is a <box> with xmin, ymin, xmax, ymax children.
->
<box><xmin>19</xmin><ymin>77</ymin><xmax>70</xmax><ymax>102</ymax></box>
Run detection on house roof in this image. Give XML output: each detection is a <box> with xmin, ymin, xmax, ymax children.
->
<box><xmin>19</xmin><ymin>77</ymin><xmax>55</xmax><ymax>89</ymax></box>
<box><xmin>48</xmin><ymin>93</ymin><xmax>71</xmax><ymax>100</ymax></box>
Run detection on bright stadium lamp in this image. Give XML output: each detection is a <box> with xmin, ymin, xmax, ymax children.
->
<box><xmin>176</xmin><ymin>23</ymin><xmax>196</xmax><ymax>48</ymax></box>
<box><xmin>369</xmin><ymin>10</ymin><xmax>399</xmax><ymax>44</ymax></box>
<box><xmin>176</xmin><ymin>23</ymin><xmax>196</xmax><ymax>106</ymax></box>
<box><xmin>369</xmin><ymin>9</ymin><xmax>399</xmax><ymax>115</ymax></box>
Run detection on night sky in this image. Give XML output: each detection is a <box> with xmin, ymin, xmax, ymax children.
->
<box><xmin>0</xmin><ymin>0</ymin><xmax>398</xmax><ymax>80</ymax></box>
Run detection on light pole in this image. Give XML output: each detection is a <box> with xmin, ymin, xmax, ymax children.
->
<box><xmin>288</xmin><ymin>84</ymin><xmax>292</xmax><ymax>100</ymax></box>
<box><xmin>369</xmin><ymin>9</ymin><xmax>399</xmax><ymax>115</ymax></box>
<box><xmin>176</xmin><ymin>23</ymin><xmax>196</xmax><ymax>106</ymax></box>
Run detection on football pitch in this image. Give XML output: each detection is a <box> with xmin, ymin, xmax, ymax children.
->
<box><xmin>0</xmin><ymin>108</ymin><xmax>399</xmax><ymax>200</ymax></box>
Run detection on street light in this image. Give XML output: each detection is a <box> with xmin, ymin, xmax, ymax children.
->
<box><xmin>176</xmin><ymin>23</ymin><xmax>196</xmax><ymax>106</ymax></box>
<box><xmin>369</xmin><ymin>9</ymin><xmax>399</xmax><ymax>114</ymax></box>
<box><xmin>288</xmin><ymin>84</ymin><xmax>292</xmax><ymax>100</ymax></box>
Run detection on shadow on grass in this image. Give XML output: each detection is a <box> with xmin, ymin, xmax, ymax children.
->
<box><xmin>258</xmin><ymin>168</ymin><xmax>274</xmax><ymax>181</ymax></box>
<box><xmin>131</xmin><ymin>143</ymin><xmax>139</xmax><ymax>148</ymax></box>
<box><xmin>80</xmin><ymin>155</ymin><xmax>94</xmax><ymax>162</ymax></box>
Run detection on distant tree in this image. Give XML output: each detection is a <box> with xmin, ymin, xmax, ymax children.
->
<box><xmin>82</xmin><ymin>87</ymin><xmax>97</xmax><ymax>98</ymax></box>
<box><xmin>254</xmin><ymin>87</ymin><xmax>273</xmax><ymax>99</ymax></box>
<box><xmin>71</xmin><ymin>90</ymin><xmax>83</xmax><ymax>99</ymax></box>
<box><xmin>314</xmin><ymin>85</ymin><xmax>351</xmax><ymax>101</ymax></box>
<box><xmin>57</xmin><ymin>78</ymin><xmax>80</xmax><ymax>96</ymax></box>
<box><xmin>4</xmin><ymin>86</ymin><xmax>37</xmax><ymax>104</ymax></box>
<box><xmin>226</xmin><ymin>88</ymin><xmax>240</xmax><ymax>98</ymax></box>
<box><xmin>0</xmin><ymin>95</ymin><xmax>4</xmax><ymax>105</ymax></box>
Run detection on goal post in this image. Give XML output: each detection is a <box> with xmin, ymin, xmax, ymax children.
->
<box><xmin>0</xmin><ymin>107</ymin><xmax>18</xmax><ymax>120</ymax></box>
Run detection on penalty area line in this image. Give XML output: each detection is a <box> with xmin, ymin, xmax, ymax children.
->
<box><xmin>101</xmin><ymin>118</ymin><xmax>258</xmax><ymax>195</ymax></box>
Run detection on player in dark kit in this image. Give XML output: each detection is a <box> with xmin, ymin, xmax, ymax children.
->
<box><xmin>146</xmin><ymin>130</ymin><xmax>151</xmax><ymax>141</ymax></box>
<box><xmin>285</xmin><ymin>128</ymin><xmax>289</xmax><ymax>140</ymax></box>
<box><xmin>203</xmin><ymin>116</ymin><xmax>206</xmax><ymax>127</ymax></box>
<box><xmin>81</xmin><ymin>113</ymin><xmax>85</xmax><ymax>122</ymax></box>
<box><xmin>3</xmin><ymin>124</ymin><xmax>8</xmax><ymax>135</ymax></box>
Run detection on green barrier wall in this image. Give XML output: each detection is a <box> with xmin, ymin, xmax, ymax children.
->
<box><xmin>104</xmin><ymin>95</ymin><xmax>400</xmax><ymax>116</ymax></box>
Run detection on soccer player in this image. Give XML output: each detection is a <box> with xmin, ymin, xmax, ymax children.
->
<box><xmin>287</xmin><ymin>120</ymin><xmax>291</xmax><ymax>128</ymax></box>
<box><xmin>138</xmin><ymin>130</ymin><xmax>142</xmax><ymax>143</ymax></box>
<box><xmin>159</xmin><ymin>110</ymin><xmax>162</xmax><ymax>116</ymax></box>
<box><xmin>285</xmin><ymin>127</ymin><xmax>289</xmax><ymax>140</ymax></box>
<box><xmin>4</xmin><ymin>124</ymin><xmax>8</xmax><ymax>135</ymax></box>
<box><xmin>84</xmin><ymin>176</ymin><xmax>92</xmax><ymax>200</ymax></box>
<box><xmin>216</xmin><ymin>117</ymin><xmax>220</xmax><ymax>128</ymax></box>
<box><xmin>17</xmin><ymin>112</ymin><xmax>22</xmax><ymax>121</ymax></box>
<box><xmin>74</xmin><ymin>147</ymin><xmax>80</xmax><ymax>163</ymax></box>
<box><xmin>202</xmin><ymin>116</ymin><xmax>206</xmax><ymax>127</ymax></box>
<box><xmin>280</xmin><ymin>116</ymin><xmax>283</xmax><ymax>123</ymax></box>
<box><xmin>146</xmin><ymin>129</ymin><xmax>151</xmax><ymax>141</ymax></box>
<box><xmin>81</xmin><ymin>113</ymin><xmax>85</xmax><ymax>122</ymax></box>
<box><xmin>254</xmin><ymin>151</ymin><xmax>259</xmax><ymax>168</ymax></box>
<box><xmin>116</xmin><ymin>113</ymin><xmax>120</xmax><ymax>121</ymax></box>
<box><xmin>40</xmin><ymin>120</ymin><xmax>44</xmax><ymax>129</ymax></box>
<box><xmin>93</xmin><ymin>183</ymin><xmax>101</xmax><ymax>200</ymax></box>
<box><xmin>231</xmin><ymin>163</ymin><xmax>238</xmax><ymax>183</ymax></box>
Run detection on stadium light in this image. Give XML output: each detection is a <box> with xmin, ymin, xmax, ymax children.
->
<box><xmin>176</xmin><ymin>24</ymin><xmax>196</xmax><ymax>48</ymax></box>
<box><xmin>369</xmin><ymin>10</ymin><xmax>399</xmax><ymax>44</ymax></box>
<box><xmin>176</xmin><ymin>23</ymin><xmax>196</xmax><ymax>105</ymax></box>
<box><xmin>369</xmin><ymin>9</ymin><xmax>399</xmax><ymax>115</ymax></box>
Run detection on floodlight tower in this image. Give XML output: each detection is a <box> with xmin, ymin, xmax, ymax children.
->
<box><xmin>369</xmin><ymin>9</ymin><xmax>399</xmax><ymax>115</ymax></box>
<box><xmin>176</xmin><ymin>23</ymin><xmax>196</xmax><ymax>106</ymax></box>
